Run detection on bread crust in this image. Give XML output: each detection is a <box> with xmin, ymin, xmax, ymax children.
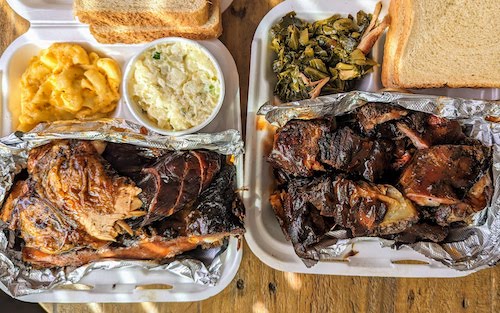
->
<box><xmin>77</xmin><ymin>11</ymin><xmax>210</xmax><ymax>28</ymax></box>
<box><xmin>89</xmin><ymin>0</ymin><xmax>221</xmax><ymax>44</ymax></box>
<box><xmin>392</xmin><ymin>0</ymin><xmax>415</xmax><ymax>88</ymax></box>
<box><xmin>74</xmin><ymin>0</ymin><xmax>210</xmax><ymax>27</ymax></box>
<box><xmin>390</xmin><ymin>81</ymin><xmax>500</xmax><ymax>89</ymax></box>
<box><xmin>90</xmin><ymin>24</ymin><xmax>222</xmax><ymax>43</ymax></box>
<box><xmin>381</xmin><ymin>0</ymin><xmax>401</xmax><ymax>87</ymax></box>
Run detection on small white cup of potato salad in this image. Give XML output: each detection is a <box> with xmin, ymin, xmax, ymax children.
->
<box><xmin>123</xmin><ymin>37</ymin><xmax>225</xmax><ymax>135</ymax></box>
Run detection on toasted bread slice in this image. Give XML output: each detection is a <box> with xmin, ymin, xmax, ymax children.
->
<box><xmin>89</xmin><ymin>0</ymin><xmax>221</xmax><ymax>43</ymax></box>
<box><xmin>382</xmin><ymin>0</ymin><xmax>500</xmax><ymax>89</ymax></box>
<box><xmin>74</xmin><ymin>0</ymin><xmax>210</xmax><ymax>27</ymax></box>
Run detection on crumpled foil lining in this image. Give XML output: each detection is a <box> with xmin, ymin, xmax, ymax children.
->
<box><xmin>0</xmin><ymin>118</ymin><xmax>244</xmax><ymax>297</ymax></box>
<box><xmin>259</xmin><ymin>91</ymin><xmax>500</xmax><ymax>271</ymax></box>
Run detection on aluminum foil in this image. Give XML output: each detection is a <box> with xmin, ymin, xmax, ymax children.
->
<box><xmin>0</xmin><ymin>118</ymin><xmax>244</xmax><ymax>297</ymax></box>
<box><xmin>259</xmin><ymin>91</ymin><xmax>500</xmax><ymax>271</ymax></box>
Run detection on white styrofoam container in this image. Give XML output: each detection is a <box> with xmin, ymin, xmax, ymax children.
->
<box><xmin>0</xmin><ymin>0</ymin><xmax>243</xmax><ymax>303</ymax></box>
<box><xmin>244</xmin><ymin>0</ymin><xmax>499</xmax><ymax>278</ymax></box>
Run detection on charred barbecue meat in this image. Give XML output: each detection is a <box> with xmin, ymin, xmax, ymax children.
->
<box><xmin>271</xmin><ymin>176</ymin><xmax>418</xmax><ymax>265</ymax></box>
<box><xmin>356</xmin><ymin>102</ymin><xmax>408</xmax><ymax>133</ymax></box>
<box><xmin>399</xmin><ymin>145</ymin><xmax>491</xmax><ymax>206</ymax></box>
<box><xmin>103</xmin><ymin>144</ymin><xmax>222</xmax><ymax>224</ymax></box>
<box><xmin>356</xmin><ymin>103</ymin><xmax>465</xmax><ymax>149</ymax></box>
<box><xmin>0</xmin><ymin>140</ymin><xmax>144</xmax><ymax>255</ymax></box>
<box><xmin>101</xmin><ymin>143</ymin><xmax>164</xmax><ymax>178</ymax></box>
<box><xmin>137</xmin><ymin>151</ymin><xmax>221</xmax><ymax>224</ymax></box>
<box><xmin>391</xmin><ymin>223</ymin><xmax>449</xmax><ymax>243</ymax></box>
<box><xmin>26</xmin><ymin>140</ymin><xmax>144</xmax><ymax>242</ymax></box>
<box><xmin>270</xmin><ymin>180</ymin><xmax>336</xmax><ymax>265</ymax></box>
<box><xmin>0</xmin><ymin>140</ymin><xmax>244</xmax><ymax>268</ymax></box>
<box><xmin>20</xmin><ymin>163</ymin><xmax>245</xmax><ymax>268</ymax></box>
<box><xmin>399</xmin><ymin>145</ymin><xmax>492</xmax><ymax>225</ymax></box>
<box><xmin>320</xmin><ymin>127</ymin><xmax>393</xmax><ymax>181</ymax></box>
<box><xmin>268</xmin><ymin>102</ymin><xmax>493</xmax><ymax>264</ymax></box>
<box><xmin>325</xmin><ymin>177</ymin><xmax>418</xmax><ymax>236</ymax></box>
<box><xmin>396</xmin><ymin>112</ymin><xmax>465</xmax><ymax>149</ymax></box>
<box><xmin>432</xmin><ymin>172</ymin><xmax>493</xmax><ymax>226</ymax></box>
<box><xmin>268</xmin><ymin>119</ymin><xmax>333</xmax><ymax>177</ymax></box>
<box><xmin>268</xmin><ymin>119</ymin><xmax>392</xmax><ymax>181</ymax></box>
<box><xmin>2</xmin><ymin>180</ymin><xmax>110</xmax><ymax>255</ymax></box>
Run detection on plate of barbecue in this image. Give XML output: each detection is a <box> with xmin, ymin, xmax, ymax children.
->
<box><xmin>0</xmin><ymin>0</ymin><xmax>244</xmax><ymax>304</ymax></box>
<box><xmin>244</xmin><ymin>0</ymin><xmax>500</xmax><ymax>277</ymax></box>
<box><xmin>0</xmin><ymin>121</ymin><xmax>245</xmax><ymax>302</ymax></box>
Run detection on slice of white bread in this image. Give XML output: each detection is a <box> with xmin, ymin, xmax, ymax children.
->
<box><xmin>74</xmin><ymin>0</ymin><xmax>210</xmax><ymax>27</ymax></box>
<box><xmin>382</xmin><ymin>0</ymin><xmax>500</xmax><ymax>88</ymax></box>
<box><xmin>89</xmin><ymin>0</ymin><xmax>221</xmax><ymax>43</ymax></box>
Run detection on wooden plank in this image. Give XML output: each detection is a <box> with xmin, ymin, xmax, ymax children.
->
<box><xmin>0</xmin><ymin>1</ymin><xmax>498</xmax><ymax>312</ymax></box>
<box><xmin>39</xmin><ymin>242</ymin><xmax>499</xmax><ymax>313</ymax></box>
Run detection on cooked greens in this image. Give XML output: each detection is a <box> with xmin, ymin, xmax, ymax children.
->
<box><xmin>270</xmin><ymin>11</ymin><xmax>378</xmax><ymax>102</ymax></box>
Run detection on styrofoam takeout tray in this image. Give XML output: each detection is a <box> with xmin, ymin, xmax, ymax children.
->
<box><xmin>244</xmin><ymin>0</ymin><xmax>499</xmax><ymax>278</ymax></box>
<box><xmin>0</xmin><ymin>0</ymin><xmax>242</xmax><ymax>303</ymax></box>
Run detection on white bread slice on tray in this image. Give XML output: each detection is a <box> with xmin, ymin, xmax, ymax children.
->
<box><xmin>74</xmin><ymin>0</ymin><xmax>210</xmax><ymax>27</ymax></box>
<box><xmin>382</xmin><ymin>0</ymin><xmax>500</xmax><ymax>89</ymax></box>
<box><xmin>89</xmin><ymin>0</ymin><xmax>221</xmax><ymax>43</ymax></box>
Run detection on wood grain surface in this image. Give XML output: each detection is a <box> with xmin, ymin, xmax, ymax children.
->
<box><xmin>0</xmin><ymin>1</ymin><xmax>498</xmax><ymax>312</ymax></box>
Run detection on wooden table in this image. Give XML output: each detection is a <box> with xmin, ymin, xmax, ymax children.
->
<box><xmin>1</xmin><ymin>1</ymin><xmax>499</xmax><ymax>312</ymax></box>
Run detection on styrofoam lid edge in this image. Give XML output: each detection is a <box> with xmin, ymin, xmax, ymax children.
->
<box><xmin>6</xmin><ymin>0</ymin><xmax>76</xmax><ymax>24</ymax></box>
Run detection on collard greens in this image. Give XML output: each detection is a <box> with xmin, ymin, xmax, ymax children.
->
<box><xmin>271</xmin><ymin>11</ymin><xmax>377</xmax><ymax>102</ymax></box>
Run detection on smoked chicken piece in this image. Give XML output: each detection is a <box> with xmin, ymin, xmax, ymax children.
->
<box><xmin>270</xmin><ymin>179</ymin><xmax>336</xmax><ymax>265</ymax></box>
<box><xmin>399</xmin><ymin>144</ymin><xmax>492</xmax><ymax>225</ymax></box>
<box><xmin>1</xmin><ymin>181</ymin><xmax>108</xmax><ymax>254</ymax></box>
<box><xmin>270</xmin><ymin>176</ymin><xmax>418</xmax><ymax>264</ymax></box>
<box><xmin>0</xmin><ymin>140</ymin><xmax>144</xmax><ymax>254</ymax></box>
<box><xmin>320</xmin><ymin>127</ymin><xmax>393</xmax><ymax>182</ymax></box>
<box><xmin>356</xmin><ymin>102</ymin><xmax>408</xmax><ymax>133</ymax></box>
<box><xmin>21</xmin><ymin>163</ymin><xmax>245</xmax><ymax>268</ymax></box>
<box><xmin>433</xmin><ymin>172</ymin><xmax>493</xmax><ymax>226</ymax></box>
<box><xmin>396</xmin><ymin>112</ymin><xmax>465</xmax><ymax>149</ymax></box>
<box><xmin>268</xmin><ymin>120</ymin><xmax>392</xmax><ymax>181</ymax></box>
<box><xmin>399</xmin><ymin>145</ymin><xmax>492</xmax><ymax>207</ymax></box>
<box><xmin>137</xmin><ymin>151</ymin><xmax>222</xmax><ymax>225</ymax></box>
<box><xmin>321</xmin><ymin>177</ymin><xmax>418</xmax><ymax>236</ymax></box>
<box><xmin>24</xmin><ymin>140</ymin><xmax>143</xmax><ymax>242</ymax></box>
<box><xmin>268</xmin><ymin>119</ymin><xmax>333</xmax><ymax>177</ymax></box>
